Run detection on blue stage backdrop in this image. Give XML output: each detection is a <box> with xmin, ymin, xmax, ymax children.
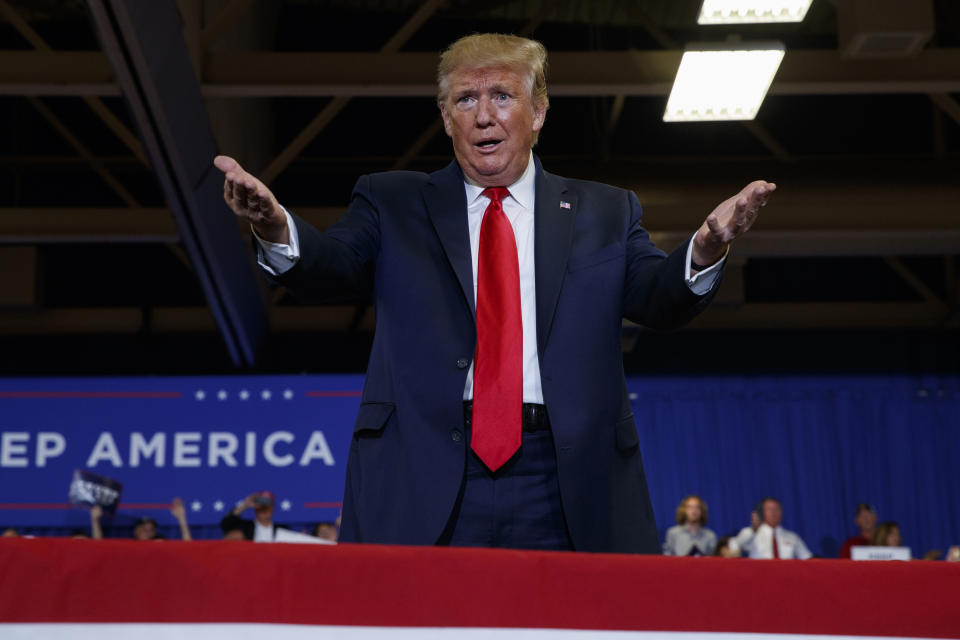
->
<box><xmin>1</xmin><ymin>374</ymin><xmax>958</xmax><ymax>555</ymax></box>
<box><xmin>0</xmin><ymin>376</ymin><xmax>362</xmax><ymax>534</ymax></box>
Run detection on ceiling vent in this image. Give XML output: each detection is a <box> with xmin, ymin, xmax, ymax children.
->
<box><xmin>837</xmin><ymin>0</ymin><xmax>934</xmax><ymax>58</ymax></box>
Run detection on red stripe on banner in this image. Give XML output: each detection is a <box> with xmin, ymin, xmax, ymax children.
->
<box><xmin>303</xmin><ymin>502</ymin><xmax>343</xmax><ymax>508</ymax></box>
<box><xmin>118</xmin><ymin>504</ymin><xmax>173</xmax><ymax>510</ymax></box>
<box><xmin>304</xmin><ymin>391</ymin><xmax>362</xmax><ymax>397</ymax></box>
<box><xmin>0</xmin><ymin>503</ymin><xmax>172</xmax><ymax>510</ymax></box>
<box><xmin>0</xmin><ymin>503</ymin><xmax>74</xmax><ymax>510</ymax></box>
<box><xmin>0</xmin><ymin>540</ymin><xmax>958</xmax><ymax>637</ymax></box>
<box><xmin>0</xmin><ymin>391</ymin><xmax>181</xmax><ymax>398</ymax></box>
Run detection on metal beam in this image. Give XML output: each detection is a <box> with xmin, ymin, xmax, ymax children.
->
<box><xmin>4</xmin><ymin>208</ymin><xmax>958</xmax><ymax>257</ymax></box>
<box><xmin>199</xmin><ymin>0</ymin><xmax>256</xmax><ymax>48</ymax></box>
<box><xmin>8</xmin><ymin>49</ymin><xmax>960</xmax><ymax>97</ymax></box>
<box><xmin>0</xmin><ymin>306</ymin><xmax>374</xmax><ymax>334</ymax></box>
<box><xmin>0</xmin><ymin>0</ymin><xmax>147</xmax><ymax>164</ymax></box>
<box><xmin>928</xmin><ymin>92</ymin><xmax>960</xmax><ymax>128</ymax></box>
<box><xmin>882</xmin><ymin>256</ymin><xmax>949</xmax><ymax>312</ymax></box>
<box><xmin>86</xmin><ymin>0</ymin><xmax>268</xmax><ymax>367</ymax></box>
<box><xmin>0</xmin><ymin>301</ymin><xmax>944</xmax><ymax>333</ymax></box>
<box><xmin>685</xmin><ymin>302</ymin><xmax>948</xmax><ymax>329</ymax></box>
<box><xmin>261</xmin><ymin>0</ymin><xmax>445</xmax><ymax>184</ymax></box>
<box><xmin>25</xmin><ymin>97</ymin><xmax>140</xmax><ymax>207</ymax></box>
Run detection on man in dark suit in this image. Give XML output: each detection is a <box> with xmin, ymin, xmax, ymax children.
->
<box><xmin>214</xmin><ymin>34</ymin><xmax>774</xmax><ymax>553</ymax></box>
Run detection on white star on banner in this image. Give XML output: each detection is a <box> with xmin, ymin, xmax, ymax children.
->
<box><xmin>213</xmin><ymin>501</ymin><xmax>224</xmax><ymax>512</ymax></box>
<box><xmin>261</xmin><ymin>389</ymin><xmax>272</xmax><ymax>400</ymax></box>
<box><xmin>190</xmin><ymin>501</ymin><xmax>202</xmax><ymax>512</ymax></box>
<box><xmin>194</xmin><ymin>390</ymin><xmax>205</xmax><ymax>401</ymax></box>
<box><xmin>217</xmin><ymin>389</ymin><xmax>228</xmax><ymax>401</ymax></box>
<box><xmin>280</xmin><ymin>500</ymin><xmax>292</xmax><ymax>511</ymax></box>
<box><xmin>283</xmin><ymin>389</ymin><xmax>294</xmax><ymax>400</ymax></box>
<box><xmin>239</xmin><ymin>389</ymin><xmax>249</xmax><ymax>400</ymax></box>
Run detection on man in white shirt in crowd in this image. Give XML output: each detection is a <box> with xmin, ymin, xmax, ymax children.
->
<box><xmin>220</xmin><ymin>491</ymin><xmax>287</xmax><ymax>542</ymax></box>
<box><xmin>732</xmin><ymin>497</ymin><xmax>812</xmax><ymax>559</ymax></box>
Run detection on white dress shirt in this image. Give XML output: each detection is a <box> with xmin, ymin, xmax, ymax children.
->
<box><xmin>255</xmin><ymin>153</ymin><xmax>724</xmax><ymax>403</ymax></box>
<box><xmin>253</xmin><ymin>520</ymin><xmax>274</xmax><ymax>542</ymax></box>
<box><xmin>732</xmin><ymin>523</ymin><xmax>813</xmax><ymax>559</ymax></box>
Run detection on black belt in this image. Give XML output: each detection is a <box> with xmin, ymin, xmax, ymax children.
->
<box><xmin>463</xmin><ymin>402</ymin><xmax>551</xmax><ymax>432</ymax></box>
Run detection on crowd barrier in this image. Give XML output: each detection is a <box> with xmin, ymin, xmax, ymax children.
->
<box><xmin>1</xmin><ymin>538</ymin><xmax>958</xmax><ymax>639</ymax></box>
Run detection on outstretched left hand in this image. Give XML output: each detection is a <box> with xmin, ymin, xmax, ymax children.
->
<box><xmin>692</xmin><ymin>180</ymin><xmax>776</xmax><ymax>268</ymax></box>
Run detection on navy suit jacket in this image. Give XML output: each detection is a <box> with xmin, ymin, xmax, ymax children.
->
<box><xmin>273</xmin><ymin>156</ymin><xmax>720</xmax><ymax>553</ymax></box>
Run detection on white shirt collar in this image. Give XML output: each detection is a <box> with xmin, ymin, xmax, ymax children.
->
<box><xmin>463</xmin><ymin>151</ymin><xmax>535</xmax><ymax>210</ymax></box>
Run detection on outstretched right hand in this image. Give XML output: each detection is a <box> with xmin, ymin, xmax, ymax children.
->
<box><xmin>214</xmin><ymin>155</ymin><xmax>289</xmax><ymax>244</ymax></box>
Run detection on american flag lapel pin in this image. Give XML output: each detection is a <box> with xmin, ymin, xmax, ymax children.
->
<box><xmin>559</xmin><ymin>200</ymin><xmax>571</xmax><ymax>209</ymax></box>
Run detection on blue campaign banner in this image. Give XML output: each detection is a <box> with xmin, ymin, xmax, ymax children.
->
<box><xmin>0</xmin><ymin>375</ymin><xmax>363</xmax><ymax>533</ymax></box>
<box><xmin>3</xmin><ymin>373</ymin><xmax>957</xmax><ymax>554</ymax></box>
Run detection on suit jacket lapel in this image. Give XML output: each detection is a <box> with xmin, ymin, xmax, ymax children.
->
<box><xmin>534</xmin><ymin>157</ymin><xmax>576</xmax><ymax>356</ymax></box>
<box><xmin>424</xmin><ymin>161</ymin><xmax>475</xmax><ymax>317</ymax></box>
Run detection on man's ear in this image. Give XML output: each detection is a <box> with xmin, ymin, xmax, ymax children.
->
<box><xmin>439</xmin><ymin>103</ymin><xmax>453</xmax><ymax>137</ymax></box>
<box><xmin>532</xmin><ymin>102</ymin><xmax>547</xmax><ymax>133</ymax></box>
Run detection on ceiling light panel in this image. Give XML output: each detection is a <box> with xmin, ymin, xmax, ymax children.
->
<box><xmin>698</xmin><ymin>0</ymin><xmax>813</xmax><ymax>24</ymax></box>
<box><xmin>663</xmin><ymin>44</ymin><xmax>785</xmax><ymax>122</ymax></box>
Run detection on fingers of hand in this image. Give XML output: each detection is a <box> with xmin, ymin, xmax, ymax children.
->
<box><xmin>223</xmin><ymin>173</ymin><xmax>269</xmax><ymax>219</ymax></box>
<box><xmin>706</xmin><ymin>214</ymin><xmax>723</xmax><ymax>238</ymax></box>
<box><xmin>213</xmin><ymin>155</ymin><xmax>239</xmax><ymax>174</ymax></box>
<box><xmin>733</xmin><ymin>197</ymin><xmax>749</xmax><ymax>232</ymax></box>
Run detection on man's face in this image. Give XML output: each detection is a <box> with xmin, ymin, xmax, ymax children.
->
<box><xmin>762</xmin><ymin>500</ymin><xmax>783</xmax><ymax>528</ymax></box>
<box><xmin>134</xmin><ymin>521</ymin><xmax>156</xmax><ymax>541</ymax></box>
<box><xmin>855</xmin><ymin>508</ymin><xmax>877</xmax><ymax>532</ymax></box>
<box><xmin>684</xmin><ymin>498</ymin><xmax>702</xmax><ymax>524</ymax></box>
<box><xmin>440</xmin><ymin>65</ymin><xmax>546</xmax><ymax>187</ymax></box>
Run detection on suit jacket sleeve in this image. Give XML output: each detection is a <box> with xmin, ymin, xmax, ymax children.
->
<box><xmin>621</xmin><ymin>190</ymin><xmax>720</xmax><ymax>330</ymax></box>
<box><xmin>269</xmin><ymin>174</ymin><xmax>382</xmax><ymax>303</ymax></box>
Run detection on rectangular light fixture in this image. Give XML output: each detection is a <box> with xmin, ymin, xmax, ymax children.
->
<box><xmin>698</xmin><ymin>0</ymin><xmax>813</xmax><ymax>24</ymax></box>
<box><xmin>663</xmin><ymin>42</ymin><xmax>785</xmax><ymax>122</ymax></box>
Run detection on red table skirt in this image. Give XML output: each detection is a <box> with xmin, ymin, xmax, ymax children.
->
<box><xmin>1</xmin><ymin>539</ymin><xmax>958</xmax><ymax>638</ymax></box>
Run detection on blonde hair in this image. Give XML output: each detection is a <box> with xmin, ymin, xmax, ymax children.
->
<box><xmin>675</xmin><ymin>495</ymin><xmax>709</xmax><ymax>526</ymax></box>
<box><xmin>437</xmin><ymin>33</ymin><xmax>549</xmax><ymax>143</ymax></box>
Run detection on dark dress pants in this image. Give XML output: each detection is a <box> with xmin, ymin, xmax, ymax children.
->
<box><xmin>438</xmin><ymin>416</ymin><xmax>573</xmax><ymax>551</ymax></box>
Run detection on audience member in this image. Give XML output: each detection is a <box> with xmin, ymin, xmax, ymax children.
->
<box><xmin>169</xmin><ymin>497</ymin><xmax>193</xmax><ymax>541</ymax></box>
<box><xmin>90</xmin><ymin>504</ymin><xmax>104</xmax><ymax>539</ymax></box>
<box><xmin>313</xmin><ymin>521</ymin><xmax>339</xmax><ymax>543</ymax></box>
<box><xmin>873</xmin><ymin>520</ymin><xmax>941</xmax><ymax>560</ymax></box>
<box><xmin>872</xmin><ymin>520</ymin><xmax>901</xmax><ymax>547</ymax></box>
<box><xmin>90</xmin><ymin>498</ymin><xmax>191</xmax><ymax>540</ymax></box>
<box><xmin>662</xmin><ymin>495</ymin><xmax>716</xmax><ymax>556</ymax></box>
<box><xmin>220</xmin><ymin>491</ymin><xmax>288</xmax><ymax>542</ymax></box>
<box><xmin>2</xmin><ymin>527</ymin><xmax>18</xmax><ymax>537</ymax></box>
<box><xmin>133</xmin><ymin>516</ymin><xmax>160</xmax><ymax>540</ymax></box>
<box><xmin>732</xmin><ymin>497</ymin><xmax>812</xmax><ymax>559</ymax></box>
<box><xmin>839</xmin><ymin>503</ymin><xmax>877</xmax><ymax>558</ymax></box>
<box><xmin>713</xmin><ymin>536</ymin><xmax>740</xmax><ymax>558</ymax></box>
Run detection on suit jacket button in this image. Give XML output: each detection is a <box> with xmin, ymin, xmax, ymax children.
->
<box><xmin>450</xmin><ymin>429</ymin><xmax>463</xmax><ymax>443</ymax></box>
<box><xmin>456</xmin><ymin>358</ymin><xmax>469</xmax><ymax>369</ymax></box>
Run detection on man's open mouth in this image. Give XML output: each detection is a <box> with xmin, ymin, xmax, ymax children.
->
<box><xmin>475</xmin><ymin>139</ymin><xmax>502</xmax><ymax>150</ymax></box>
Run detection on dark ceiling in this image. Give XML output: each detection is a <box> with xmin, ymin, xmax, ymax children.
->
<box><xmin>1</xmin><ymin>0</ymin><xmax>958</xmax><ymax>375</ymax></box>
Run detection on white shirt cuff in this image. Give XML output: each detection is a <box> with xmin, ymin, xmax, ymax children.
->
<box><xmin>684</xmin><ymin>234</ymin><xmax>727</xmax><ymax>295</ymax></box>
<box><xmin>253</xmin><ymin>206</ymin><xmax>300</xmax><ymax>276</ymax></box>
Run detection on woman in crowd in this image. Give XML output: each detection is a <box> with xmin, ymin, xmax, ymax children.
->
<box><xmin>663</xmin><ymin>495</ymin><xmax>717</xmax><ymax>556</ymax></box>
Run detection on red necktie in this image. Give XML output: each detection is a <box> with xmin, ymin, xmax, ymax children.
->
<box><xmin>772</xmin><ymin>531</ymin><xmax>780</xmax><ymax>559</ymax></box>
<box><xmin>471</xmin><ymin>187</ymin><xmax>522</xmax><ymax>471</ymax></box>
